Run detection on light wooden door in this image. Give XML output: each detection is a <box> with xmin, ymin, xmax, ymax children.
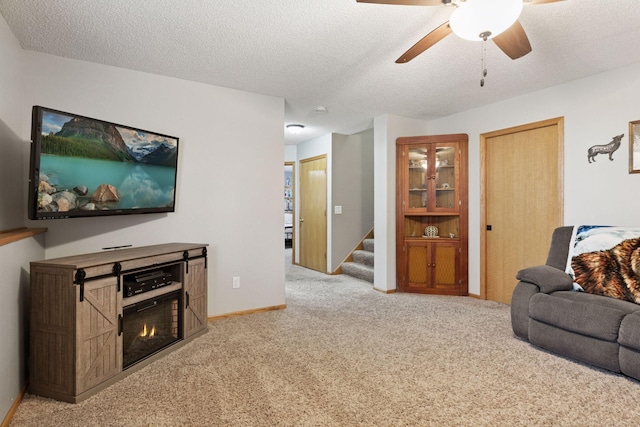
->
<box><xmin>481</xmin><ymin>118</ymin><xmax>563</xmax><ymax>304</ymax></box>
<box><xmin>299</xmin><ymin>155</ymin><xmax>327</xmax><ymax>272</ymax></box>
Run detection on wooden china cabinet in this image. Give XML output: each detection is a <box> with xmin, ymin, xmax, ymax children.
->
<box><xmin>396</xmin><ymin>134</ymin><xmax>468</xmax><ymax>295</ymax></box>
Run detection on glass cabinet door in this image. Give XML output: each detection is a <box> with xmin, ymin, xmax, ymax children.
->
<box><xmin>435</xmin><ymin>144</ymin><xmax>457</xmax><ymax>210</ymax></box>
<box><xmin>405</xmin><ymin>143</ymin><xmax>459</xmax><ymax>212</ymax></box>
<box><xmin>407</xmin><ymin>147</ymin><xmax>428</xmax><ymax>209</ymax></box>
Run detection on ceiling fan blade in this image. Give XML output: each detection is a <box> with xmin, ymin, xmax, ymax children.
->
<box><xmin>356</xmin><ymin>0</ymin><xmax>445</xmax><ymax>6</ymax></box>
<box><xmin>492</xmin><ymin>20</ymin><xmax>532</xmax><ymax>60</ymax></box>
<box><xmin>396</xmin><ymin>21</ymin><xmax>452</xmax><ymax>63</ymax></box>
<box><xmin>524</xmin><ymin>0</ymin><xmax>565</xmax><ymax>4</ymax></box>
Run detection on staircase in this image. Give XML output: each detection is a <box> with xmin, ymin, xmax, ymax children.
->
<box><xmin>341</xmin><ymin>238</ymin><xmax>374</xmax><ymax>283</ymax></box>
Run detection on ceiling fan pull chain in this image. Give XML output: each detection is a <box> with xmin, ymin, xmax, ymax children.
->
<box><xmin>480</xmin><ymin>38</ymin><xmax>488</xmax><ymax>87</ymax></box>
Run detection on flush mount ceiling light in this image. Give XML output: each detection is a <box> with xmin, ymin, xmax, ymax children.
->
<box><xmin>286</xmin><ymin>124</ymin><xmax>305</xmax><ymax>135</ymax></box>
<box><xmin>449</xmin><ymin>0</ymin><xmax>524</xmax><ymax>41</ymax></box>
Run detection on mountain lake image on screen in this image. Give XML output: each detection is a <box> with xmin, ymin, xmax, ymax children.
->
<box><xmin>29</xmin><ymin>106</ymin><xmax>179</xmax><ymax>219</ymax></box>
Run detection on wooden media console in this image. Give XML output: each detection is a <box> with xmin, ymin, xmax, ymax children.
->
<box><xmin>29</xmin><ymin>243</ymin><xmax>208</xmax><ymax>403</ymax></box>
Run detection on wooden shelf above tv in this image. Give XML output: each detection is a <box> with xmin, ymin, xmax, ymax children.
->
<box><xmin>0</xmin><ymin>227</ymin><xmax>47</xmax><ymax>247</ymax></box>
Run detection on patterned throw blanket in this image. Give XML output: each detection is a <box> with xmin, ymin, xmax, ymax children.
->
<box><xmin>566</xmin><ymin>225</ymin><xmax>640</xmax><ymax>303</ymax></box>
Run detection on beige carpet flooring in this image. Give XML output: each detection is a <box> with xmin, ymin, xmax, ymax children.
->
<box><xmin>9</xmin><ymin>250</ymin><xmax>640</xmax><ymax>426</ymax></box>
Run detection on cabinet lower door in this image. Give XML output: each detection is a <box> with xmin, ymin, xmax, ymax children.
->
<box><xmin>404</xmin><ymin>241</ymin><xmax>460</xmax><ymax>294</ymax></box>
<box><xmin>406</xmin><ymin>244</ymin><xmax>429</xmax><ymax>288</ymax></box>
<box><xmin>75</xmin><ymin>276</ymin><xmax>122</xmax><ymax>394</ymax></box>
<box><xmin>432</xmin><ymin>244</ymin><xmax>459</xmax><ymax>291</ymax></box>
<box><xmin>184</xmin><ymin>258</ymin><xmax>208</xmax><ymax>338</ymax></box>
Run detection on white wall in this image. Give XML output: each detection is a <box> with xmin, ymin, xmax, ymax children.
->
<box><xmin>284</xmin><ymin>144</ymin><xmax>297</xmax><ymax>163</ymax></box>
<box><xmin>427</xmin><ymin>62</ymin><xmax>640</xmax><ymax>295</ymax></box>
<box><xmin>20</xmin><ymin>51</ymin><xmax>286</xmax><ymax>316</ymax></box>
<box><xmin>0</xmin><ymin>13</ymin><xmax>26</xmax><ymax>230</ymax></box>
<box><xmin>373</xmin><ymin>114</ymin><xmax>429</xmax><ymax>293</ymax></box>
<box><xmin>0</xmin><ymin>235</ymin><xmax>45</xmax><ymax>421</ymax></box>
<box><xmin>331</xmin><ymin>130</ymin><xmax>374</xmax><ymax>270</ymax></box>
<box><xmin>0</xmin><ymin>16</ymin><xmax>43</xmax><ymax>420</ymax></box>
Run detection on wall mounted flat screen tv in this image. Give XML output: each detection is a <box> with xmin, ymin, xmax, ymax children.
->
<box><xmin>28</xmin><ymin>106</ymin><xmax>179</xmax><ymax>220</ymax></box>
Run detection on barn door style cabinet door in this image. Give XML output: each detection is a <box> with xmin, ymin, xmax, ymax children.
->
<box><xmin>183</xmin><ymin>257</ymin><xmax>208</xmax><ymax>338</ymax></box>
<box><xmin>396</xmin><ymin>134</ymin><xmax>468</xmax><ymax>295</ymax></box>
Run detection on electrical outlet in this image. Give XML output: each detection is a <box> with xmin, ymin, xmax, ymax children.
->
<box><xmin>232</xmin><ymin>276</ymin><xmax>240</xmax><ymax>289</ymax></box>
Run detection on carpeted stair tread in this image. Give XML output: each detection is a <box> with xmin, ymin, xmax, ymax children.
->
<box><xmin>341</xmin><ymin>261</ymin><xmax>374</xmax><ymax>283</ymax></box>
<box><xmin>352</xmin><ymin>249</ymin><xmax>374</xmax><ymax>267</ymax></box>
<box><xmin>363</xmin><ymin>238</ymin><xmax>374</xmax><ymax>252</ymax></box>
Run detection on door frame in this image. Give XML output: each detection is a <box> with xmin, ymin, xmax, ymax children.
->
<box><xmin>479</xmin><ymin>117</ymin><xmax>564</xmax><ymax>299</ymax></box>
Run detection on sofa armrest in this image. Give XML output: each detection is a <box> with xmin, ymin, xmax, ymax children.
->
<box><xmin>511</xmin><ymin>282</ymin><xmax>539</xmax><ymax>340</ymax></box>
<box><xmin>516</xmin><ymin>265</ymin><xmax>573</xmax><ymax>294</ymax></box>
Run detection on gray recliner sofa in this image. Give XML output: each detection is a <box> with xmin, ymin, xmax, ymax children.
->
<box><xmin>511</xmin><ymin>226</ymin><xmax>640</xmax><ymax>381</ymax></box>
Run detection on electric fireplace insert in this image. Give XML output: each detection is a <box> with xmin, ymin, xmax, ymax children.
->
<box><xmin>122</xmin><ymin>289</ymin><xmax>183</xmax><ymax>369</ymax></box>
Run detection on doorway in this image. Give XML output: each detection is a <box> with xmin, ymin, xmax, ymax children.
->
<box><xmin>299</xmin><ymin>155</ymin><xmax>327</xmax><ymax>272</ymax></box>
<box><xmin>285</xmin><ymin>162</ymin><xmax>295</xmax><ymax>264</ymax></box>
<box><xmin>480</xmin><ymin>117</ymin><xmax>564</xmax><ymax>304</ymax></box>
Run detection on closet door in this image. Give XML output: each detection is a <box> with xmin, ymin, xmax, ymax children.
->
<box><xmin>299</xmin><ymin>155</ymin><xmax>327</xmax><ymax>272</ymax></box>
<box><xmin>482</xmin><ymin>118</ymin><xmax>563</xmax><ymax>304</ymax></box>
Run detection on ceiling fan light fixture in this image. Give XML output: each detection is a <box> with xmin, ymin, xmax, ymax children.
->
<box><xmin>449</xmin><ymin>0</ymin><xmax>523</xmax><ymax>41</ymax></box>
<box><xmin>286</xmin><ymin>124</ymin><xmax>305</xmax><ymax>134</ymax></box>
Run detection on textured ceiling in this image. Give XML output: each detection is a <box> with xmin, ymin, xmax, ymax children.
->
<box><xmin>1</xmin><ymin>0</ymin><xmax>640</xmax><ymax>144</ymax></box>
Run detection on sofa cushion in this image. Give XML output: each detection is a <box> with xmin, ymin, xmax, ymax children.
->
<box><xmin>529</xmin><ymin>291</ymin><xmax>640</xmax><ymax>342</ymax></box>
<box><xmin>529</xmin><ymin>319</ymin><xmax>621</xmax><ymax>373</ymax></box>
<box><xmin>516</xmin><ymin>265</ymin><xmax>573</xmax><ymax>294</ymax></box>
<box><xmin>619</xmin><ymin>311</ymin><xmax>640</xmax><ymax>351</ymax></box>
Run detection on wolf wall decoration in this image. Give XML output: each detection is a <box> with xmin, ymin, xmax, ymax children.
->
<box><xmin>587</xmin><ymin>133</ymin><xmax>623</xmax><ymax>163</ymax></box>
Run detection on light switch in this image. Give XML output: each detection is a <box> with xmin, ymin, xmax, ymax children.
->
<box><xmin>334</xmin><ymin>205</ymin><xmax>342</xmax><ymax>215</ymax></box>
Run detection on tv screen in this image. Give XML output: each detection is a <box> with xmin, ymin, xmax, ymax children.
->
<box><xmin>28</xmin><ymin>106</ymin><xmax>179</xmax><ymax>220</ymax></box>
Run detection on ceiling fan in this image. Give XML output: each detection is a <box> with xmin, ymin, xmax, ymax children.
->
<box><xmin>357</xmin><ymin>0</ymin><xmax>564</xmax><ymax>63</ymax></box>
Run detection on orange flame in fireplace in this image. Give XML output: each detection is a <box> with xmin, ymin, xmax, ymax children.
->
<box><xmin>140</xmin><ymin>324</ymin><xmax>156</xmax><ymax>337</ymax></box>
